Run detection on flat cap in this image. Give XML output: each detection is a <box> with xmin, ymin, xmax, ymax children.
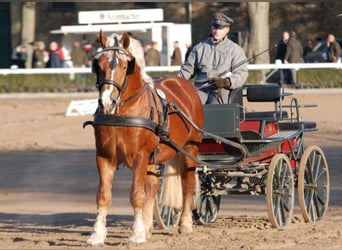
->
<box><xmin>211</xmin><ymin>12</ymin><xmax>234</xmax><ymax>29</ymax></box>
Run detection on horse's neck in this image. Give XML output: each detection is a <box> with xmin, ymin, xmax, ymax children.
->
<box><xmin>119</xmin><ymin>78</ymin><xmax>163</xmax><ymax>124</ymax></box>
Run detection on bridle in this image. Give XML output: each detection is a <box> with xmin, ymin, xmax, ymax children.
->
<box><xmin>93</xmin><ymin>46</ymin><xmax>130</xmax><ymax>93</ymax></box>
<box><xmin>93</xmin><ymin>45</ymin><xmax>147</xmax><ymax>113</ymax></box>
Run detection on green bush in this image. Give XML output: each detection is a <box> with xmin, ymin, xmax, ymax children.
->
<box><xmin>297</xmin><ymin>69</ymin><xmax>342</xmax><ymax>88</ymax></box>
<box><xmin>0</xmin><ymin>74</ymin><xmax>97</xmax><ymax>93</ymax></box>
<box><xmin>248</xmin><ymin>69</ymin><xmax>342</xmax><ymax>88</ymax></box>
<box><xmin>0</xmin><ymin>69</ymin><xmax>340</xmax><ymax>93</ymax></box>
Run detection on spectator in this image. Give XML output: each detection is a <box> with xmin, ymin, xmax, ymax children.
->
<box><xmin>82</xmin><ymin>40</ymin><xmax>93</xmax><ymax>67</ymax></box>
<box><xmin>11</xmin><ymin>44</ymin><xmax>28</xmax><ymax>68</ymax></box>
<box><xmin>184</xmin><ymin>42</ymin><xmax>193</xmax><ymax>63</ymax></box>
<box><xmin>326</xmin><ymin>34</ymin><xmax>341</xmax><ymax>63</ymax></box>
<box><xmin>178</xmin><ymin>12</ymin><xmax>248</xmax><ymax>104</ymax></box>
<box><xmin>275</xmin><ymin>31</ymin><xmax>291</xmax><ymax>85</ymax></box>
<box><xmin>31</xmin><ymin>41</ymin><xmax>49</xmax><ymax>68</ymax></box>
<box><xmin>284</xmin><ymin>31</ymin><xmax>303</xmax><ymax>85</ymax></box>
<box><xmin>46</xmin><ymin>41</ymin><xmax>65</xmax><ymax>68</ymax></box>
<box><xmin>171</xmin><ymin>41</ymin><xmax>182</xmax><ymax>66</ymax></box>
<box><xmin>71</xmin><ymin>41</ymin><xmax>88</xmax><ymax>67</ymax></box>
<box><xmin>144</xmin><ymin>41</ymin><xmax>160</xmax><ymax>66</ymax></box>
<box><xmin>303</xmin><ymin>38</ymin><xmax>313</xmax><ymax>57</ymax></box>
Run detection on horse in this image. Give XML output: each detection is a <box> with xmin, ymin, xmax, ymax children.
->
<box><xmin>85</xmin><ymin>31</ymin><xmax>204</xmax><ymax>245</ymax></box>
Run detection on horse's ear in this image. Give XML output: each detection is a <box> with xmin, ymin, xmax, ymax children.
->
<box><xmin>99</xmin><ymin>29</ymin><xmax>107</xmax><ymax>48</ymax></box>
<box><xmin>120</xmin><ymin>32</ymin><xmax>130</xmax><ymax>50</ymax></box>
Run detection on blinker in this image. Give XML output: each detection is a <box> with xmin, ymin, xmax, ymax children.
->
<box><xmin>126</xmin><ymin>58</ymin><xmax>135</xmax><ymax>75</ymax></box>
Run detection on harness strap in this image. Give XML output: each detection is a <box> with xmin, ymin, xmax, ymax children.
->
<box><xmin>92</xmin><ymin>114</ymin><xmax>159</xmax><ymax>132</ymax></box>
<box><xmin>121</xmin><ymin>82</ymin><xmax>149</xmax><ymax>105</ymax></box>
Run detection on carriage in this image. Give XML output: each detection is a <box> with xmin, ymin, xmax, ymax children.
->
<box><xmin>154</xmin><ymin>83</ymin><xmax>329</xmax><ymax>230</ymax></box>
<box><xmin>85</xmin><ymin>31</ymin><xmax>329</xmax><ymax>245</ymax></box>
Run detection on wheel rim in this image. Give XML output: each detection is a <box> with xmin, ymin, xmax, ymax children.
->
<box><xmin>197</xmin><ymin>195</ymin><xmax>221</xmax><ymax>224</ymax></box>
<box><xmin>266</xmin><ymin>154</ymin><xmax>294</xmax><ymax>228</ymax></box>
<box><xmin>298</xmin><ymin>146</ymin><xmax>329</xmax><ymax>223</ymax></box>
<box><xmin>156</xmin><ymin>204</ymin><xmax>181</xmax><ymax>228</ymax></box>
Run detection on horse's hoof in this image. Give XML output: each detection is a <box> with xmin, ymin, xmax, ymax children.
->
<box><xmin>144</xmin><ymin>226</ymin><xmax>153</xmax><ymax>239</ymax></box>
<box><xmin>129</xmin><ymin>232</ymin><xmax>146</xmax><ymax>244</ymax></box>
<box><xmin>129</xmin><ymin>236</ymin><xmax>146</xmax><ymax>244</ymax></box>
<box><xmin>178</xmin><ymin>225</ymin><xmax>193</xmax><ymax>234</ymax></box>
<box><xmin>87</xmin><ymin>233</ymin><xmax>106</xmax><ymax>246</ymax></box>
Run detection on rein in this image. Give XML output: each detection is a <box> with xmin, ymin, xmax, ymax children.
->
<box><xmin>121</xmin><ymin>82</ymin><xmax>149</xmax><ymax>105</ymax></box>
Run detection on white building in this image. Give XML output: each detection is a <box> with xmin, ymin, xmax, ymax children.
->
<box><xmin>50</xmin><ymin>8</ymin><xmax>192</xmax><ymax>66</ymax></box>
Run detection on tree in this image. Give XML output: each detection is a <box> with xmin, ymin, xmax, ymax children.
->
<box><xmin>246</xmin><ymin>2</ymin><xmax>270</xmax><ymax>83</ymax></box>
<box><xmin>21</xmin><ymin>2</ymin><xmax>36</xmax><ymax>68</ymax></box>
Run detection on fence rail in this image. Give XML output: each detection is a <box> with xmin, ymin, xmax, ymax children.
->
<box><xmin>0</xmin><ymin>62</ymin><xmax>341</xmax><ymax>76</ymax></box>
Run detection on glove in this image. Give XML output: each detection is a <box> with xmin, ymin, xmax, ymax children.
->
<box><xmin>212</xmin><ymin>77</ymin><xmax>232</xmax><ymax>89</ymax></box>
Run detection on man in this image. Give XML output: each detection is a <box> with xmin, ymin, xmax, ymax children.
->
<box><xmin>32</xmin><ymin>41</ymin><xmax>49</xmax><ymax>68</ymax></box>
<box><xmin>275</xmin><ymin>31</ymin><xmax>291</xmax><ymax>85</ymax></box>
<box><xmin>171</xmin><ymin>41</ymin><xmax>182</xmax><ymax>66</ymax></box>
<box><xmin>47</xmin><ymin>41</ymin><xmax>65</xmax><ymax>68</ymax></box>
<box><xmin>145</xmin><ymin>41</ymin><xmax>160</xmax><ymax>66</ymax></box>
<box><xmin>284</xmin><ymin>31</ymin><xmax>303</xmax><ymax>85</ymax></box>
<box><xmin>178</xmin><ymin>12</ymin><xmax>248</xmax><ymax>104</ymax></box>
<box><xmin>326</xmin><ymin>34</ymin><xmax>341</xmax><ymax>63</ymax></box>
<box><xmin>184</xmin><ymin>42</ymin><xmax>193</xmax><ymax>63</ymax></box>
<box><xmin>71</xmin><ymin>41</ymin><xmax>88</xmax><ymax>67</ymax></box>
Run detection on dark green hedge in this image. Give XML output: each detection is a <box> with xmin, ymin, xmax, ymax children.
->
<box><xmin>0</xmin><ymin>69</ymin><xmax>340</xmax><ymax>93</ymax></box>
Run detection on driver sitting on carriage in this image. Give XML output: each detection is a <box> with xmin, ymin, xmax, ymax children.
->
<box><xmin>178</xmin><ymin>12</ymin><xmax>249</xmax><ymax>105</ymax></box>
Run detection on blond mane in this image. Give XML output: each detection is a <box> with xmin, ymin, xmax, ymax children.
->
<box><xmin>108</xmin><ymin>33</ymin><xmax>153</xmax><ymax>86</ymax></box>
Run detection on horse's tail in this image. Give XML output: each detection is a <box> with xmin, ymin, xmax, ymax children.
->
<box><xmin>160</xmin><ymin>154</ymin><xmax>183</xmax><ymax>209</ymax></box>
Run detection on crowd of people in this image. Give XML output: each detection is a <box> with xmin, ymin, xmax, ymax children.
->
<box><xmin>11</xmin><ymin>40</ymin><xmax>92</xmax><ymax>69</ymax></box>
<box><xmin>275</xmin><ymin>31</ymin><xmax>341</xmax><ymax>85</ymax></box>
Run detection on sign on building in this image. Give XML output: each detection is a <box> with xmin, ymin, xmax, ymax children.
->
<box><xmin>78</xmin><ymin>8</ymin><xmax>164</xmax><ymax>24</ymax></box>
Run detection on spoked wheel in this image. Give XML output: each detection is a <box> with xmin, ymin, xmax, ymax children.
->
<box><xmin>298</xmin><ymin>146</ymin><xmax>329</xmax><ymax>223</ymax></box>
<box><xmin>193</xmin><ymin>194</ymin><xmax>221</xmax><ymax>224</ymax></box>
<box><xmin>154</xmin><ymin>164</ymin><xmax>182</xmax><ymax>229</ymax></box>
<box><xmin>266</xmin><ymin>154</ymin><xmax>294</xmax><ymax>228</ymax></box>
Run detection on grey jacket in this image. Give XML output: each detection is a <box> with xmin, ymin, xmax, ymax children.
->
<box><xmin>178</xmin><ymin>36</ymin><xmax>248</xmax><ymax>89</ymax></box>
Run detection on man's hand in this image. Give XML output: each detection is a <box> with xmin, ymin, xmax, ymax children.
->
<box><xmin>212</xmin><ymin>77</ymin><xmax>231</xmax><ymax>89</ymax></box>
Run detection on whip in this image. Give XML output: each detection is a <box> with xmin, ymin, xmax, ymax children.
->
<box><xmin>195</xmin><ymin>44</ymin><xmax>278</xmax><ymax>90</ymax></box>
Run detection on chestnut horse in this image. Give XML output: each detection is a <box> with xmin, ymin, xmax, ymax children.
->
<box><xmin>86</xmin><ymin>31</ymin><xmax>203</xmax><ymax>244</ymax></box>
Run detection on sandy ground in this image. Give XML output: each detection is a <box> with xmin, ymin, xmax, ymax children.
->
<box><xmin>0</xmin><ymin>89</ymin><xmax>341</xmax><ymax>250</ymax></box>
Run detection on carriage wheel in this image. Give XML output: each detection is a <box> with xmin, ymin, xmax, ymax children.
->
<box><xmin>192</xmin><ymin>174</ymin><xmax>221</xmax><ymax>225</ymax></box>
<box><xmin>298</xmin><ymin>146</ymin><xmax>329</xmax><ymax>223</ymax></box>
<box><xmin>154</xmin><ymin>165</ymin><xmax>181</xmax><ymax>229</ymax></box>
<box><xmin>193</xmin><ymin>194</ymin><xmax>221</xmax><ymax>224</ymax></box>
<box><xmin>266</xmin><ymin>154</ymin><xmax>294</xmax><ymax>228</ymax></box>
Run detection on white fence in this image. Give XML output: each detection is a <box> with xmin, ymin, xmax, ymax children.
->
<box><xmin>0</xmin><ymin>62</ymin><xmax>341</xmax><ymax>76</ymax></box>
<box><xmin>1</xmin><ymin>63</ymin><xmax>340</xmax><ymax>117</ymax></box>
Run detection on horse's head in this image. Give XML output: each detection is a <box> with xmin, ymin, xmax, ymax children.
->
<box><xmin>92</xmin><ymin>31</ymin><xmax>136</xmax><ymax>114</ymax></box>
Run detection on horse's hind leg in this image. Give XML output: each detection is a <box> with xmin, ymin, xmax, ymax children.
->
<box><xmin>179</xmin><ymin>145</ymin><xmax>198</xmax><ymax>234</ymax></box>
<box><xmin>143</xmin><ymin>164</ymin><xmax>159</xmax><ymax>239</ymax></box>
<box><xmin>87</xmin><ymin>157</ymin><xmax>116</xmax><ymax>246</ymax></box>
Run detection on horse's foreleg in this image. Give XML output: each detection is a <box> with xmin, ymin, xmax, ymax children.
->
<box><xmin>143</xmin><ymin>164</ymin><xmax>159</xmax><ymax>239</ymax></box>
<box><xmin>129</xmin><ymin>156</ymin><xmax>149</xmax><ymax>243</ymax></box>
<box><xmin>179</xmin><ymin>146</ymin><xmax>198</xmax><ymax>234</ymax></box>
<box><xmin>87</xmin><ymin>157</ymin><xmax>115</xmax><ymax>246</ymax></box>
